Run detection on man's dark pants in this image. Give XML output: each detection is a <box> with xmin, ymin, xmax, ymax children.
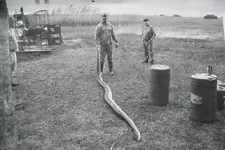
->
<box><xmin>143</xmin><ymin>40</ymin><xmax>154</xmax><ymax>61</ymax></box>
<box><xmin>100</xmin><ymin>44</ymin><xmax>113</xmax><ymax>72</ymax></box>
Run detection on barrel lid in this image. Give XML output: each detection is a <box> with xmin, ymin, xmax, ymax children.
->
<box><xmin>191</xmin><ymin>73</ymin><xmax>217</xmax><ymax>81</ymax></box>
<box><xmin>150</xmin><ymin>64</ymin><xmax>170</xmax><ymax>70</ymax></box>
<box><xmin>218</xmin><ymin>80</ymin><xmax>225</xmax><ymax>86</ymax></box>
<box><xmin>217</xmin><ymin>85</ymin><xmax>225</xmax><ymax>91</ymax></box>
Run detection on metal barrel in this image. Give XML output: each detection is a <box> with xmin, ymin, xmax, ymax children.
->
<box><xmin>149</xmin><ymin>64</ymin><xmax>170</xmax><ymax>106</ymax></box>
<box><xmin>217</xmin><ymin>86</ymin><xmax>225</xmax><ymax>110</ymax></box>
<box><xmin>190</xmin><ymin>73</ymin><xmax>217</xmax><ymax>123</ymax></box>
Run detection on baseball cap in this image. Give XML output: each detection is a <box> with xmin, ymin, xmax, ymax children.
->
<box><xmin>102</xmin><ymin>13</ymin><xmax>107</xmax><ymax>17</ymax></box>
<box><xmin>143</xmin><ymin>18</ymin><xmax>149</xmax><ymax>22</ymax></box>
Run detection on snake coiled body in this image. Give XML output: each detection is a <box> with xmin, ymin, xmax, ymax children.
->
<box><xmin>96</xmin><ymin>49</ymin><xmax>141</xmax><ymax>141</ymax></box>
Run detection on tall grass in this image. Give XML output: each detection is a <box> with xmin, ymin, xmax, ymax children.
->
<box><xmin>48</xmin><ymin>6</ymin><xmax>223</xmax><ymax>29</ymax></box>
<box><xmin>48</xmin><ymin>5</ymin><xmax>155</xmax><ymax>26</ymax></box>
<box><xmin>49</xmin><ymin>5</ymin><xmax>101</xmax><ymax>26</ymax></box>
<box><xmin>46</xmin><ymin>5</ymin><xmax>224</xmax><ymax>41</ymax></box>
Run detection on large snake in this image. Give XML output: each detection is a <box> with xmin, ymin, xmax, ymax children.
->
<box><xmin>96</xmin><ymin>48</ymin><xmax>141</xmax><ymax>141</ymax></box>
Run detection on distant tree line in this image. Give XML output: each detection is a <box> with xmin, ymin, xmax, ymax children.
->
<box><xmin>157</xmin><ymin>13</ymin><xmax>220</xmax><ymax>19</ymax></box>
<box><xmin>173</xmin><ymin>14</ymin><xmax>181</xmax><ymax>17</ymax></box>
<box><xmin>203</xmin><ymin>14</ymin><xmax>218</xmax><ymax>19</ymax></box>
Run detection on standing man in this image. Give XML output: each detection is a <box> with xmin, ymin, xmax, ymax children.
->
<box><xmin>95</xmin><ymin>13</ymin><xmax>119</xmax><ymax>76</ymax></box>
<box><xmin>20</xmin><ymin>7</ymin><xmax>29</xmax><ymax>29</ymax></box>
<box><xmin>9</xmin><ymin>15</ymin><xmax>19</xmax><ymax>86</ymax></box>
<box><xmin>20</xmin><ymin>7</ymin><xmax>30</xmax><ymax>50</ymax></box>
<box><xmin>142</xmin><ymin>18</ymin><xmax>156</xmax><ymax>64</ymax></box>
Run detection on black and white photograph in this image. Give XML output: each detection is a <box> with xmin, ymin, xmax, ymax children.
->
<box><xmin>0</xmin><ymin>0</ymin><xmax>225</xmax><ymax>149</ymax></box>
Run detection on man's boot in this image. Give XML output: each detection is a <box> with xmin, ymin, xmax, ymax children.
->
<box><xmin>109</xmin><ymin>62</ymin><xmax>114</xmax><ymax>76</ymax></box>
<box><xmin>150</xmin><ymin>59</ymin><xmax>154</xmax><ymax>64</ymax></box>
<box><xmin>142</xmin><ymin>56</ymin><xmax>149</xmax><ymax>63</ymax></box>
<box><xmin>150</xmin><ymin>51</ymin><xmax>154</xmax><ymax>64</ymax></box>
<box><xmin>12</xmin><ymin>76</ymin><xmax>19</xmax><ymax>86</ymax></box>
<box><xmin>100</xmin><ymin>62</ymin><xmax>104</xmax><ymax>73</ymax></box>
<box><xmin>142</xmin><ymin>59</ymin><xmax>149</xmax><ymax>63</ymax></box>
<box><xmin>150</xmin><ymin>55</ymin><xmax>154</xmax><ymax>64</ymax></box>
<box><xmin>12</xmin><ymin>82</ymin><xmax>19</xmax><ymax>86</ymax></box>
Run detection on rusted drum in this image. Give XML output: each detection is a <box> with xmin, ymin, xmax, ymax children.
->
<box><xmin>217</xmin><ymin>85</ymin><xmax>225</xmax><ymax>110</ymax></box>
<box><xmin>149</xmin><ymin>64</ymin><xmax>170</xmax><ymax>106</ymax></box>
<box><xmin>190</xmin><ymin>73</ymin><xmax>217</xmax><ymax>123</ymax></box>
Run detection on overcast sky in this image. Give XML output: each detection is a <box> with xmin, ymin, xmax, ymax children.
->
<box><xmin>6</xmin><ymin>0</ymin><xmax>225</xmax><ymax>17</ymax></box>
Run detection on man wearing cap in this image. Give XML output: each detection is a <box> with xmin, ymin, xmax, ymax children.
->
<box><xmin>94</xmin><ymin>13</ymin><xmax>119</xmax><ymax>76</ymax></box>
<box><xmin>9</xmin><ymin>15</ymin><xmax>19</xmax><ymax>86</ymax></box>
<box><xmin>142</xmin><ymin>18</ymin><xmax>156</xmax><ymax>64</ymax></box>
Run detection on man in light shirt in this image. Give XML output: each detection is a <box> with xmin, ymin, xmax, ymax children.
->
<box><xmin>94</xmin><ymin>13</ymin><xmax>119</xmax><ymax>76</ymax></box>
<box><xmin>9</xmin><ymin>15</ymin><xmax>19</xmax><ymax>86</ymax></box>
<box><xmin>142</xmin><ymin>18</ymin><xmax>156</xmax><ymax>64</ymax></box>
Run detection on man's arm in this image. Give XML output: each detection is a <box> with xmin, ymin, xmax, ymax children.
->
<box><xmin>12</xmin><ymin>33</ymin><xmax>19</xmax><ymax>50</ymax></box>
<box><xmin>25</xmin><ymin>16</ymin><xmax>30</xmax><ymax>28</ymax></box>
<box><xmin>152</xmin><ymin>27</ymin><xmax>156</xmax><ymax>38</ymax></box>
<box><xmin>147</xmin><ymin>27</ymin><xmax>156</xmax><ymax>44</ymax></box>
<box><xmin>111</xmin><ymin>26</ymin><xmax>118</xmax><ymax>43</ymax></box>
<box><xmin>94</xmin><ymin>25</ymin><xmax>100</xmax><ymax>45</ymax></box>
<box><xmin>9</xmin><ymin>29</ymin><xmax>19</xmax><ymax>51</ymax></box>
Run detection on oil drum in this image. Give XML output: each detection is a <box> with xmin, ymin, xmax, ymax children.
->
<box><xmin>190</xmin><ymin>73</ymin><xmax>217</xmax><ymax>123</ymax></box>
<box><xmin>149</xmin><ymin>64</ymin><xmax>170</xmax><ymax>106</ymax></box>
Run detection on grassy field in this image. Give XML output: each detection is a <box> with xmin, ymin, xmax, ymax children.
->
<box><xmin>13</xmin><ymin>16</ymin><xmax>225</xmax><ymax>150</ymax></box>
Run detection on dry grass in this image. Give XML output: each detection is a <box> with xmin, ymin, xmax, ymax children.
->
<box><xmin>13</xmin><ymin>18</ymin><xmax>225</xmax><ymax>150</ymax></box>
<box><xmin>47</xmin><ymin>12</ymin><xmax>223</xmax><ymax>28</ymax></box>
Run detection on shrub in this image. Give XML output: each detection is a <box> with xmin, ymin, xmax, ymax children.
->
<box><xmin>173</xmin><ymin>14</ymin><xmax>181</xmax><ymax>17</ymax></box>
<box><xmin>203</xmin><ymin>14</ymin><xmax>218</xmax><ymax>19</ymax></box>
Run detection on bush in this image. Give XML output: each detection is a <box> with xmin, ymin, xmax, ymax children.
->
<box><xmin>173</xmin><ymin>14</ymin><xmax>181</xmax><ymax>17</ymax></box>
<box><xmin>159</xmin><ymin>14</ymin><xmax>164</xmax><ymax>16</ymax></box>
<box><xmin>203</xmin><ymin>14</ymin><xmax>218</xmax><ymax>19</ymax></box>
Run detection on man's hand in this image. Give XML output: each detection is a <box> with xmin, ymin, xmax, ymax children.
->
<box><xmin>115</xmin><ymin>42</ymin><xmax>119</xmax><ymax>48</ymax></box>
<box><xmin>146</xmin><ymin>36</ymin><xmax>155</xmax><ymax>45</ymax></box>
<box><xmin>143</xmin><ymin>40</ymin><xmax>149</xmax><ymax>46</ymax></box>
<box><xmin>146</xmin><ymin>40</ymin><xmax>151</xmax><ymax>45</ymax></box>
<box><xmin>96</xmin><ymin>44</ymin><xmax>100</xmax><ymax>51</ymax></box>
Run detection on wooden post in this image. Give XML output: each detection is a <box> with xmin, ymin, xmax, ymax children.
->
<box><xmin>0</xmin><ymin>0</ymin><xmax>17</xmax><ymax>149</ymax></box>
